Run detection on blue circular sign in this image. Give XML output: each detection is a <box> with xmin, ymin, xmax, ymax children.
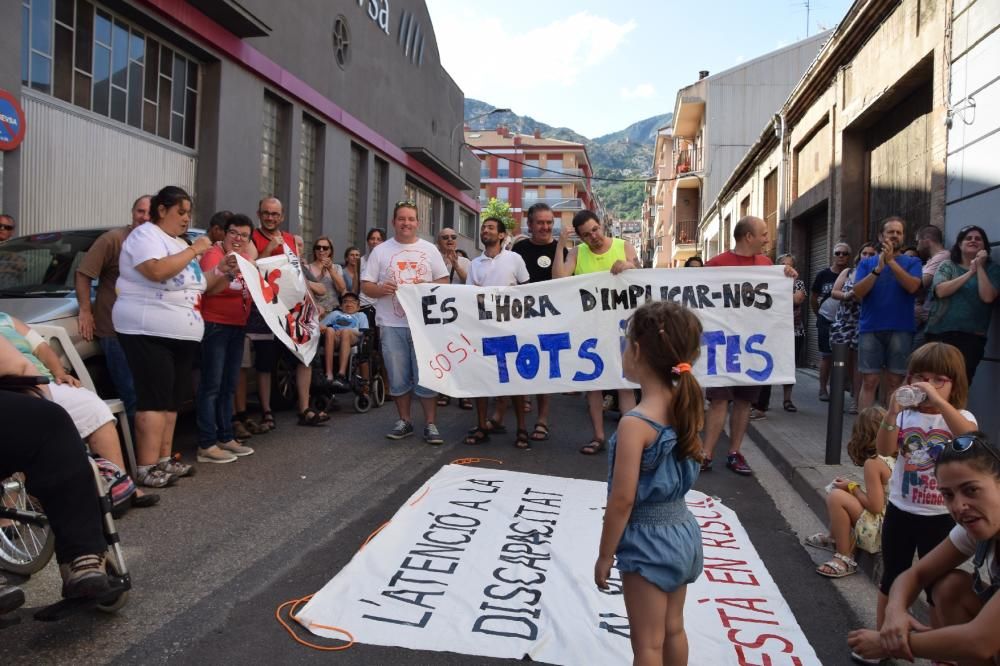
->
<box><xmin>0</xmin><ymin>90</ymin><xmax>26</xmax><ymax>151</ymax></box>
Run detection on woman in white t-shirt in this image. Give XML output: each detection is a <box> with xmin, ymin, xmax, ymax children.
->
<box><xmin>113</xmin><ymin>186</ymin><xmax>229</xmax><ymax>487</ymax></box>
<box><xmin>849</xmin><ymin>430</ymin><xmax>1000</xmax><ymax>663</ymax></box>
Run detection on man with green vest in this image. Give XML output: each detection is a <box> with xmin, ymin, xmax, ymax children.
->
<box><xmin>553</xmin><ymin>209</ymin><xmax>639</xmax><ymax>455</ymax></box>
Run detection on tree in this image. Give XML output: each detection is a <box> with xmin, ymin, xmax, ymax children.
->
<box><xmin>481</xmin><ymin>198</ymin><xmax>516</xmax><ymax>232</ymax></box>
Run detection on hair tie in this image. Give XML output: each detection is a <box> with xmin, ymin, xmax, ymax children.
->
<box><xmin>672</xmin><ymin>363</ymin><xmax>692</xmax><ymax>375</ymax></box>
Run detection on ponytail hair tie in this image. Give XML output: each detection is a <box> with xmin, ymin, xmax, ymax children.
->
<box><xmin>672</xmin><ymin>363</ymin><xmax>692</xmax><ymax>375</ymax></box>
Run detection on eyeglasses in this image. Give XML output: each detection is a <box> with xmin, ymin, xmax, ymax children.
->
<box><xmin>258</xmin><ymin>211</ymin><xmax>281</xmax><ymax>218</ymax></box>
<box><xmin>0</xmin><ymin>224</ymin><xmax>14</xmax><ymax>232</ymax></box>
<box><xmin>226</xmin><ymin>229</ymin><xmax>250</xmax><ymax>240</ymax></box>
<box><xmin>439</xmin><ymin>235</ymin><xmax>457</xmax><ymax>241</ymax></box>
<box><xmin>833</xmin><ymin>251</ymin><xmax>850</xmax><ymax>256</ymax></box>
<box><xmin>910</xmin><ymin>373</ymin><xmax>952</xmax><ymax>388</ymax></box>
<box><xmin>949</xmin><ymin>434</ymin><xmax>1000</xmax><ymax>466</ymax></box>
<box><xmin>315</xmin><ymin>245</ymin><xmax>332</xmax><ymax>251</ymax></box>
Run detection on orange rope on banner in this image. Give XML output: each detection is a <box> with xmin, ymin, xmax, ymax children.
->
<box><xmin>408</xmin><ymin>485</ymin><xmax>430</xmax><ymax>506</ymax></box>
<box><xmin>359</xmin><ymin>520</ymin><xmax>390</xmax><ymax>550</ymax></box>
<box><xmin>450</xmin><ymin>457</ymin><xmax>504</xmax><ymax>466</ymax></box>
<box><xmin>275</xmin><ymin>594</ymin><xmax>355</xmax><ymax>651</ymax></box>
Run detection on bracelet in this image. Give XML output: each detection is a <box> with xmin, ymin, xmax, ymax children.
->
<box><xmin>880</xmin><ymin>420</ymin><xmax>898</xmax><ymax>431</ymax></box>
<box><xmin>847</xmin><ymin>481</ymin><xmax>859</xmax><ymax>494</ymax></box>
<box><xmin>872</xmin><ymin>268</ymin><xmax>881</xmax><ymax>276</ymax></box>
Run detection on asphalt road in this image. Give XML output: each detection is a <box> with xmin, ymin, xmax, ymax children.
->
<box><xmin>4</xmin><ymin>394</ymin><xmax>869</xmax><ymax>664</ymax></box>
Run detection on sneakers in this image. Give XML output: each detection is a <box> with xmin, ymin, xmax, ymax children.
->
<box><xmin>424</xmin><ymin>423</ymin><xmax>444</xmax><ymax>445</ymax></box>
<box><xmin>157</xmin><ymin>455</ymin><xmax>195</xmax><ymax>477</ymax></box>
<box><xmin>219</xmin><ymin>440</ymin><xmax>255</xmax><ymax>457</ymax></box>
<box><xmin>196</xmin><ymin>445</ymin><xmax>238</xmax><ymax>464</ymax></box>
<box><xmin>60</xmin><ymin>553</ymin><xmax>109</xmax><ymax>599</ymax></box>
<box><xmin>386</xmin><ymin>420</ymin><xmax>414</xmax><ymax>440</ymax></box>
<box><xmin>135</xmin><ymin>467</ymin><xmax>177</xmax><ymax>488</ymax></box>
<box><xmin>846</xmin><ymin>398</ymin><xmax>859</xmax><ymax>415</ymax></box>
<box><xmin>330</xmin><ymin>375</ymin><xmax>350</xmax><ymax>391</ymax></box>
<box><xmin>726</xmin><ymin>452</ymin><xmax>753</xmax><ymax>476</ymax></box>
<box><xmin>749</xmin><ymin>408</ymin><xmax>767</xmax><ymax>421</ymax></box>
<box><xmin>700</xmin><ymin>456</ymin><xmax>713</xmax><ymax>472</ymax></box>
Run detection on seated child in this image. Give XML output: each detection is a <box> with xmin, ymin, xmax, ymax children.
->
<box><xmin>320</xmin><ymin>292</ymin><xmax>368</xmax><ymax>389</ymax></box>
<box><xmin>805</xmin><ymin>405</ymin><xmax>896</xmax><ymax>578</ymax></box>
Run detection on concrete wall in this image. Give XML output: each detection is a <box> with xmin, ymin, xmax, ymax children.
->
<box><xmin>0</xmin><ymin>8</ymin><xmax>23</xmax><ymax>218</ymax></box>
<box><xmin>947</xmin><ymin>0</ymin><xmax>1000</xmax><ymax>442</ymax></box>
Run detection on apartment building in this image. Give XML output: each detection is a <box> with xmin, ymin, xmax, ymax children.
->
<box><xmin>464</xmin><ymin>126</ymin><xmax>596</xmax><ymax>235</ymax></box>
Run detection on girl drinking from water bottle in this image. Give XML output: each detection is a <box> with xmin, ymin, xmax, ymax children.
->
<box><xmin>594</xmin><ymin>301</ymin><xmax>704</xmax><ymax>666</ymax></box>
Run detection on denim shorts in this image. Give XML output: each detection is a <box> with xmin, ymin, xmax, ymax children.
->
<box><xmin>859</xmin><ymin>331</ymin><xmax>913</xmax><ymax>375</ymax></box>
<box><xmin>816</xmin><ymin>316</ymin><xmax>833</xmax><ymax>356</ymax></box>
<box><xmin>380</xmin><ymin>326</ymin><xmax>436</xmax><ymax>399</ymax></box>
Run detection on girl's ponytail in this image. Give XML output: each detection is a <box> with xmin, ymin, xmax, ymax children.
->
<box><xmin>671</xmin><ymin>369</ymin><xmax>704</xmax><ymax>463</ymax></box>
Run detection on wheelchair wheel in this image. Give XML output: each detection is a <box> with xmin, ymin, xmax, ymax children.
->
<box><xmin>97</xmin><ymin>554</ymin><xmax>129</xmax><ymax>613</ymax></box>
<box><xmin>0</xmin><ymin>474</ymin><xmax>55</xmax><ymax>576</ymax></box>
<box><xmin>372</xmin><ymin>375</ymin><xmax>386</xmax><ymax>407</ymax></box>
<box><xmin>354</xmin><ymin>392</ymin><xmax>372</xmax><ymax>413</ymax></box>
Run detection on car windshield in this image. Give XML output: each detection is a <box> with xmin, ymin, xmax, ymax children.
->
<box><xmin>0</xmin><ymin>231</ymin><xmax>99</xmax><ymax>297</ymax></box>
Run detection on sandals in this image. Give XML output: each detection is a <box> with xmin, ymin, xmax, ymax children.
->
<box><xmin>484</xmin><ymin>418</ymin><xmax>507</xmax><ymax>434</ymax></box>
<box><xmin>260</xmin><ymin>411</ymin><xmax>276</xmax><ymax>432</ymax></box>
<box><xmin>816</xmin><ymin>552</ymin><xmax>857</xmax><ymax>578</ymax></box>
<box><xmin>436</xmin><ymin>395</ymin><xmax>451</xmax><ymax>407</ymax></box>
<box><xmin>804</xmin><ymin>532</ymin><xmax>837</xmax><ymax>552</ymax></box>
<box><xmin>530</xmin><ymin>423</ymin><xmax>550</xmax><ymax>441</ymax></box>
<box><xmin>297</xmin><ymin>408</ymin><xmax>323</xmax><ymax>426</ymax></box>
<box><xmin>580</xmin><ymin>438</ymin><xmax>606</xmax><ymax>455</ymax></box>
<box><xmin>515</xmin><ymin>429</ymin><xmax>531</xmax><ymax>450</ymax></box>
<box><xmin>783</xmin><ymin>400</ymin><xmax>798</xmax><ymax>412</ymax></box>
<box><xmin>458</xmin><ymin>398</ymin><xmax>474</xmax><ymax>410</ymax></box>
<box><xmin>464</xmin><ymin>426</ymin><xmax>490</xmax><ymax>446</ymax></box>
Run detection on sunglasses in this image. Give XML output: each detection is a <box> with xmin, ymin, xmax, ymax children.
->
<box><xmin>833</xmin><ymin>251</ymin><xmax>850</xmax><ymax>256</ymax></box>
<box><xmin>439</xmin><ymin>234</ymin><xmax>457</xmax><ymax>240</ymax></box>
<box><xmin>0</xmin><ymin>224</ymin><xmax>14</xmax><ymax>231</ymax></box>
<box><xmin>394</xmin><ymin>200</ymin><xmax>416</xmax><ymax>209</ymax></box>
<box><xmin>315</xmin><ymin>245</ymin><xmax>332</xmax><ymax>251</ymax></box>
<box><xmin>949</xmin><ymin>435</ymin><xmax>1000</xmax><ymax>466</ymax></box>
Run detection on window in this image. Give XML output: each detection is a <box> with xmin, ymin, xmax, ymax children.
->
<box><xmin>497</xmin><ymin>158</ymin><xmax>509</xmax><ymax>178</ymax></box>
<box><xmin>260</xmin><ymin>94</ymin><xmax>284</xmax><ymax>200</ymax></box>
<box><xmin>479</xmin><ymin>159</ymin><xmax>489</xmax><ymax>178</ymax></box>
<box><xmin>371</xmin><ymin>157</ymin><xmax>388</xmax><ymax>227</ymax></box>
<box><xmin>459</xmin><ymin>208</ymin><xmax>475</xmax><ymax>238</ymax></box>
<box><xmin>403</xmin><ymin>181</ymin><xmax>434</xmax><ymax>237</ymax></box>
<box><xmin>348</xmin><ymin>145</ymin><xmax>366</xmax><ymax>247</ymax></box>
<box><xmin>740</xmin><ymin>195</ymin><xmax>750</xmax><ymax>218</ymax></box>
<box><xmin>298</xmin><ymin>116</ymin><xmax>320</xmax><ymax>245</ymax></box>
<box><xmin>479</xmin><ymin>187</ymin><xmax>488</xmax><ymax>203</ymax></box>
<box><xmin>523</xmin><ymin>188</ymin><xmax>538</xmax><ymax>202</ymax></box>
<box><xmin>523</xmin><ymin>159</ymin><xmax>540</xmax><ymax>178</ymax></box>
<box><xmin>22</xmin><ymin>0</ymin><xmax>198</xmax><ymax>148</ymax></box>
<box><xmin>496</xmin><ymin>186</ymin><xmax>509</xmax><ymax>202</ymax></box>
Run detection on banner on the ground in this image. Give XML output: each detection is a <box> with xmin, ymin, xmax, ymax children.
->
<box><xmin>296</xmin><ymin>464</ymin><xmax>820</xmax><ymax>665</ymax></box>
<box><xmin>395</xmin><ymin>266</ymin><xmax>793</xmax><ymax>396</ymax></box>
<box><xmin>235</xmin><ymin>248</ymin><xmax>319</xmax><ymax>365</ymax></box>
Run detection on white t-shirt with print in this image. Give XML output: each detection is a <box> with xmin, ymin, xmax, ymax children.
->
<box><xmin>112</xmin><ymin>221</ymin><xmax>207</xmax><ymax>341</ymax></box>
<box><xmin>888</xmin><ymin>408</ymin><xmax>977</xmax><ymax>516</ymax></box>
<box><xmin>360</xmin><ymin>237</ymin><xmax>448</xmax><ymax>328</ymax></box>
<box><xmin>466</xmin><ymin>249</ymin><xmax>530</xmax><ymax>287</ymax></box>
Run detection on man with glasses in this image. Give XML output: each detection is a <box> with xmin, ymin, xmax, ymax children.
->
<box><xmin>811</xmin><ymin>242</ymin><xmax>852</xmax><ymax>401</ymax></box>
<box><xmin>553</xmin><ymin>209</ymin><xmax>640</xmax><ymax>456</ymax></box>
<box><xmin>362</xmin><ymin>201</ymin><xmax>449</xmax><ymax>444</ymax></box>
<box><xmin>913</xmin><ymin>224</ymin><xmax>949</xmax><ymax>349</ymax></box>
<box><xmin>0</xmin><ymin>214</ymin><xmax>15</xmax><ymax>243</ymax></box>
<box><xmin>73</xmin><ymin>196</ymin><xmax>151</xmax><ymax>434</ymax></box>
<box><xmin>852</xmin><ymin>216</ymin><xmax>923</xmax><ymax>411</ymax></box>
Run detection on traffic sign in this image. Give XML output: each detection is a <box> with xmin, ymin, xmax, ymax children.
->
<box><xmin>0</xmin><ymin>89</ymin><xmax>26</xmax><ymax>151</ymax></box>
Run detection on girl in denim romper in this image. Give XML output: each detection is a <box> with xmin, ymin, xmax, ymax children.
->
<box><xmin>594</xmin><ymin>301</ymin><xmax>705</xmax><ymax>665</ymax></box>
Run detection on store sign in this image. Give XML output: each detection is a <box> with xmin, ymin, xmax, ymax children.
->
<box><xmin>0</xmin><ymin>89</ymin><xmax>26</xmax><ymax>151</ymax></box>
<box><xmin>359</xmin><ymin>0</ymin><xmax>390</xmax><ymax>35</ymax></box>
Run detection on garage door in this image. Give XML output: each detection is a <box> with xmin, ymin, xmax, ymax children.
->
<box><xmin>804</xmin><ymin>207</ymin><xmax>829</xmax><ymax>368</ymax></box>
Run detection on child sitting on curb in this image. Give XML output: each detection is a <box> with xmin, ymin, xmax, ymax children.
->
<box><xmin>805</xmin><ymin>405</ymin><xmax>896</xmax><ymax>578</ymax></box>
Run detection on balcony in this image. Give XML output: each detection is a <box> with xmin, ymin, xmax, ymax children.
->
<box><xmin>523</xmin><ymin>166</ymin><xmax>584</xmax><ymax>180</ymax></box>
<box><xmin>674</xmin><ymin>146</ymin><xmax>702</xmax><ymax>176</ymax></box>
<box><xmin>522</xmin><ymin>197</ymin><xmax>585</xmax><ymax>211</ymax></box>
<box><xmin>674</xmin><ymin>219</ymin><xmax>699</xmax><ymax>245</ymax></box>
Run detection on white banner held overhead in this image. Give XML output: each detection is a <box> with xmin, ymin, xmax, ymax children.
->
<box><xmin>235</xmin><ymin>247</ymin><xmax>319</xmax><ymax>365</ymax></box>
<box><xmin>395</xmin><ymin>266</ymin><xmax>794</xmax><ymax>397</ymax></box>
<box><xmin>296</xmin><ymin>465</ymin><xmax>820</xmax><ymax>665</ymax></box>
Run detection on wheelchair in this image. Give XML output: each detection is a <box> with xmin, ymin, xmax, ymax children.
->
<box><xmin>308</xmin><ymin>326</ymin><xmax>386</xmax><ymax>414</ymax></box>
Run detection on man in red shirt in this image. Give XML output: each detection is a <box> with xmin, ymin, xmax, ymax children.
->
<box><xmin>702</xmin><ymin>216</ymin><xmax>796</xmax><ymax>476</ymax></box>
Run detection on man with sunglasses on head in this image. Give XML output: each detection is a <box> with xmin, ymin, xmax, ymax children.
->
<box><xmin>362</xmin><ymin>200</ymin><xmax>450</xmax><ymax>444</ymax></box>
<box><xmin>812</xmin><ymin>243</ymin><xmax>852</xmax><ymax>402</ymax></box>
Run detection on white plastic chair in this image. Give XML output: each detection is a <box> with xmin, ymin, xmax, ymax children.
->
<box><xmin>30</xmin><ymin>324</ymin><xmax>137</xmax><ymax>478</ymax></box>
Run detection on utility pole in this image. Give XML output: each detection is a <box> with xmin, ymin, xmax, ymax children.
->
<box><xmin>805</xmin><ymin>0</ymin><xmax>811</xmax><ymax>36</ymax></box>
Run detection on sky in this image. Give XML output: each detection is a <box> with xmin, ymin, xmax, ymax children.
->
<box><xmin>426</xmin><ymin>0</ymin><xmax>854</xmax><ymax>139</ymax></box>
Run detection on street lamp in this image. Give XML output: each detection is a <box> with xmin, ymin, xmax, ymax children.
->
<box><xmin>452</xmin><ymin>107</ymin><xmax>511</xmax><ymax>169</ymax></box>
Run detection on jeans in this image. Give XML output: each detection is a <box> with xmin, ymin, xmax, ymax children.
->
<box><xmin>196</xmin><ymin>322</ymin><xmax>246</xmax><ymax>448</ymax></box>
<box><xmin>99</xmin><ymin>334</ymin><xmax>137</xmax><ymax>421</ymax></box>
<box><xmin>380</xmin><ymin>325</ymin><xmax>436</xmax><ymax>399</ymax></box>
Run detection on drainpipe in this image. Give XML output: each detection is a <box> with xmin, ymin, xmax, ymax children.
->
<box><xmin>774</xmin><ymin>112</ymin><xmax>788</xmax><ymax>254</ymax></box>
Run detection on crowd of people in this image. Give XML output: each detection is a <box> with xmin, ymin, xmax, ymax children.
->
<box><xmin>3</xmin><ymin>195</ymin><xmax>1000</xmax><ymax>665</ymax></box>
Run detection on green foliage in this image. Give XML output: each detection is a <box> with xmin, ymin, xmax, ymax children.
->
<box><xmin>593</xmin><ymin>172</ymin><xmax>645</xmax><ymax>220</ymax></box>
<box><xmin>481</xmin><ymin>198</ymin><xmax>516</xmax><ymax>230</ymax></box>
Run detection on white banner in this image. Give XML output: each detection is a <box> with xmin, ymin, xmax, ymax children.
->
<box><xmin>296</xmin><ymin>465</ymin><xmax>819</xmax><ymax>665</ymax></box>
<box><xmin>235</xmin><ymin>247</ymin><xmax>319</xmax><ymax>365</ymax></box>
<box><xmin>396</xmin><ymin>266</ymin><xmax>794</xmax><ymax>396</ymax></box>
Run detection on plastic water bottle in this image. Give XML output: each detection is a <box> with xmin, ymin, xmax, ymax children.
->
<box><xmin>895</xmin><ymin>385</ymin><xmax>927</xmax><ymax>408</ymax></box>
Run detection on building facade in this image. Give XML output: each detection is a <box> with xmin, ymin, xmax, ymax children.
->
<box><xmin>3</xmin><ymin>0</ymin><xmax>480</xmax><ymax>249</ymax></box>
<box><xmin>464</xmin><ymin>126</ymin><xmax>595</xmax><ymax>236</ymax></box>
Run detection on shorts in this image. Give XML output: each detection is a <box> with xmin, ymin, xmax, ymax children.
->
<box><xmin>859</xmin><ymin>330</ymin><xmax>913</xmax><ymax>376</ymax></box>
<box><xmin>817</xmin><ymin>316</ymin><xmax>833</xmax><ymax>356</ymax></box>
<box><xmin>380</xmin><ymin>325</ymin><xmax>435</xmax><ymax>399</ymax></box>
<box><xmin>48</xmin><ymin>382</ymin><xmax>115</xmax><ymax>439</ymax></box>
<box><xmin>252</xmin><ymin>337</ymin><xmax>278</xmax><ymax>373</ymax></box>
<box><xmin>706</xmin><ymin>385</ymin><xmax>761</xmax><ymax>403</ymax></box>
<box><xmin>118</xmin><ymin>333</ymin><xmax>198</xmax><ymax>411</ymax></box>
<box><xmin>879</xmin><ymin>502</ymin><xmax>954</xmax><ymax>599</ymax></box>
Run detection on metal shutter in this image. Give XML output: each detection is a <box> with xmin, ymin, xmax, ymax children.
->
<box><xmin>805</xmin><ymin>216</ymin><xmax>829</xmax><ymax>368</ymax></box>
